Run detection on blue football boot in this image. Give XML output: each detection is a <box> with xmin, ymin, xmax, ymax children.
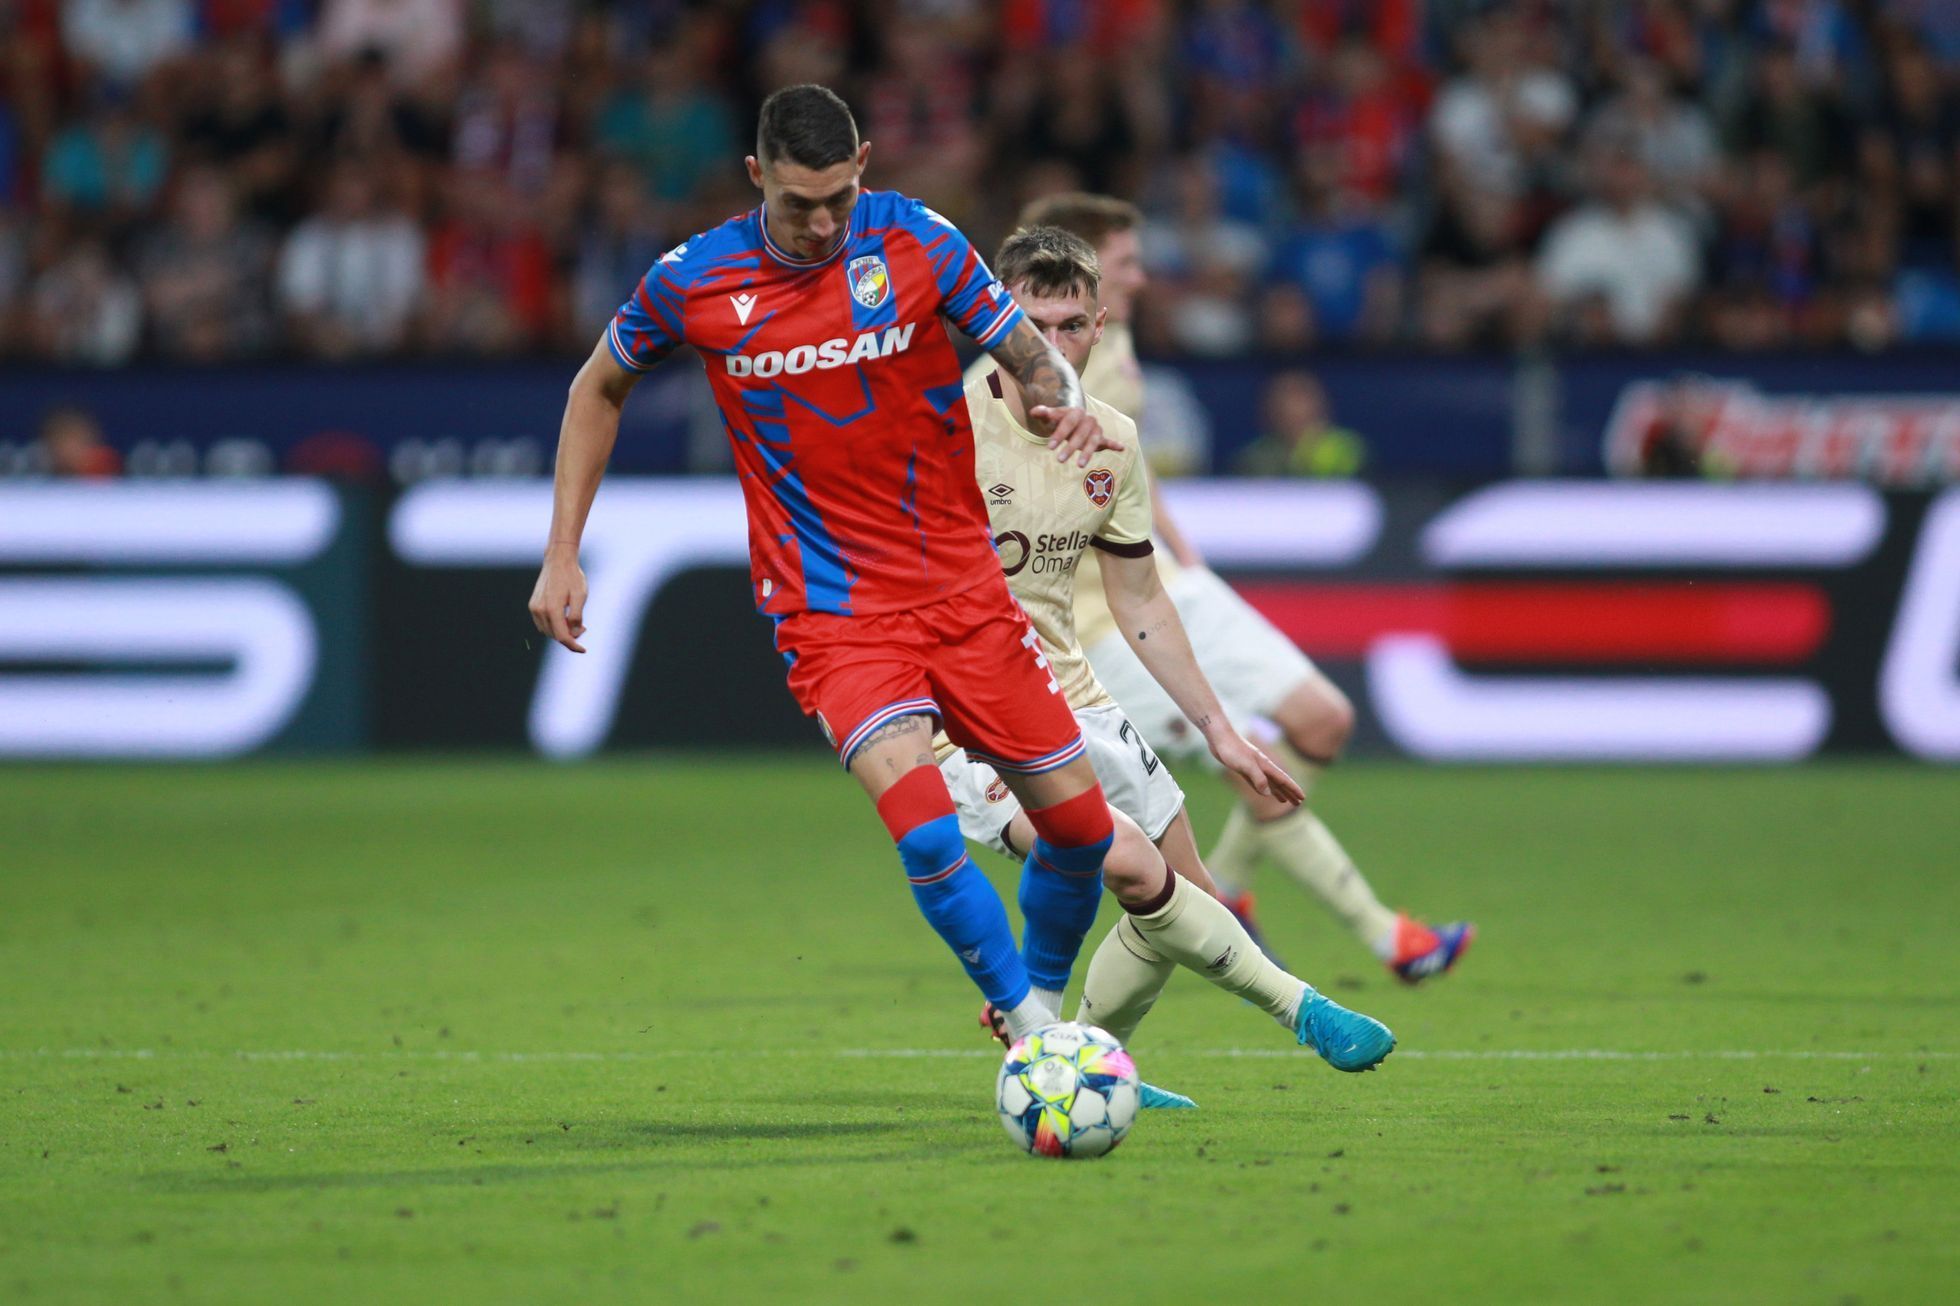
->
<box><xmin>1294</xmin><ymin>986</ymin><xmax>1395</xmax><ymax>1072</ymax></box>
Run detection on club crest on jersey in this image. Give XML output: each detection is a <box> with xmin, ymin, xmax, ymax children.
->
<box><xmin>1084</xmin><ymin>468</ymin><xmax>1115</xmax><ymax>507</ymax></box>
<box><xmin>848</xmin><ymin>255</ymin><xmax>891</xmax><ymax>309</ymax></box>
<box><xmin>984</xmin><ymin>777</ymin><xmax>1010</xmax><ymax>805</ymax></box>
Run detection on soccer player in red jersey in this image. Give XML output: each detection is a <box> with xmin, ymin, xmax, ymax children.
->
<box><xmin>528</xmin><ymin>85</ymin><xmax>1296</xmax><ymax>1041</ymax></box>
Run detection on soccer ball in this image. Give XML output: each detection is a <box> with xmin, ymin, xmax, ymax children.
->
<box><xmin>995</xmin><ymin>1021</ymin><xmax>1140</xmax><ymax>1158</ymax></box>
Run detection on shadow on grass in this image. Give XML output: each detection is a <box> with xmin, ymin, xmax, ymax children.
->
<box><xmin>141</xmin><ymin>1120</ymin><xmax>958</xmax><ymax>1194</ymax></box>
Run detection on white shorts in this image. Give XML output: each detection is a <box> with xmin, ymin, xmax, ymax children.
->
<box><xmin>940</xmin><ymin>703</ymin><xmax>1186</xmax><ymax>858</ymax></box>
<box><xmin>1085</xmin><ymin>566</ymin><xmax>1315</xmax><ymax>760</ymax></box>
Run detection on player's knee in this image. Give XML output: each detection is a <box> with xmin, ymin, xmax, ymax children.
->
<box><xmin>1098</xmin><ymin>812</ymin><xmax>1159</xmax><ymax>901</ymax></box>
<box><xmin>1025</xmin><ymin>783</ymin><xmax>1115</xmax><ymax>873</ymax></box>
<box><xmin>876</xmin><ymin>767</ymin><xmax>966</xmax><ymax>883</ymax></box>
<box><xmin>1282</xmin><ymin>679</ymin><xmax>1354</xmax><ymax>759</ymax></box>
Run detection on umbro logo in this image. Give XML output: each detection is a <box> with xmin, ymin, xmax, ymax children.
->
<box><xmin>730</xmin><ymin>292</ymin><xmax>758</xmax><ymax>325</ymax></box>
<box><xmin>988</xmin><ymin>483</ymin><xmax>1014</xmax><ymax>504</ymax></box>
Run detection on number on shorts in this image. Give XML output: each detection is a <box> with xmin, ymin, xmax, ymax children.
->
<box><xmin>1118</xmin><ymin>718</ymin><xmax>1161</xmax><ymax>776</ymax></box>
<box><xmin>1021</xmin><ymin>626</ymin><xmax>1059</xmax><ymax>694</ymax></box>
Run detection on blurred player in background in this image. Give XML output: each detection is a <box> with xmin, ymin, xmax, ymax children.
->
<box><xmin>1013</xmin><ymin>193</ymin><xmax>1475</xmax><ymax>984</ymax></box>
<box><xmin>942</xmin><ymin>226</ymin><xmax>1396</xmax><ymax>1087</ymax></box>
<box><xmin>531</xmin><ymin>86</ymin><xmax>1150</xmax><ymax>1045</ymax></box>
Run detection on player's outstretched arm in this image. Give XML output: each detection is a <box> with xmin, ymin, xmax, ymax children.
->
<box><xmin>988</xmin><ymin>318</ymin><xmax>1122</xmax><ymax>468</ymax></box>
<box><xmin>1095</xmin><ymin>549</ymin><xmax>1304</xmax><ymax>805</ymax></box>
<box><xmin>528</xmin><ymin>337</ymin><xmax>643</xmax><ymax>654</ymax></box>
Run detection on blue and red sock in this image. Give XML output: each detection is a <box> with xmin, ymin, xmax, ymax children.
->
<box><xmin>876</xmin><ymin>767</ymin><xmax>1031</xmax><ymax>1011</ymax></box>
<box><xmin>1017</xmin><ymin>785</ymin><xmax>1115</xmax><ymax>994</ymax></box>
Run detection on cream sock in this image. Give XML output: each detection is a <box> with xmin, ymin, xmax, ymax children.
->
<box><xmin>1204</xmin><ymin>803</ymin><xmax>1263</xmax><ymax>894</ymax></box>
<box><xmin>1126</xmin><ymin>874</ymin><xmax>1306</xmax><ymax>1028</ymax></box>
<box><xmin>1259</xmin><ymin>806</ymin><xmax>1399</xmax><ymax>957</ymax></box>
<box><xmin>1075</xmin><ymin>916</ymin><xmax>1176</xmax><ymax>1045</ymax></box>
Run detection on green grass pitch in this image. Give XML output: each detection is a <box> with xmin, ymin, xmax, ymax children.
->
<box><xmin>2</xmin><ymin>758</ymin><xmax>1955</xmax><ymax>1304</ymax></box>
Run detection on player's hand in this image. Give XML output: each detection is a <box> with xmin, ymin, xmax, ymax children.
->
<box><xmin>1208</xmin><ymin>731</ymin><xmax>1306</xmax><ymax>806</ymax></box>
<box><xmin>1030</xmin><ymin>405</ymin><xmax>1123</xmax><ymax>468</ymax></box>
<box><xmin>528</xmin><ymin>545</ymin><xmax>589</xmax><ymax>654</ymax></box>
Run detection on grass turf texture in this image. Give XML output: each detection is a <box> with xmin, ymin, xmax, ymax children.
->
<box><xmin>2</xmin><ymin>759</ymin><xmax>1955</xmax><ymax>1305</ymax></box>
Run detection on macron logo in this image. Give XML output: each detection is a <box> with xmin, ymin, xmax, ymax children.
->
<box><xmin>730</xmin><ymin>293</ymin><xmax>758</xmax><ymax>325</ymax></box>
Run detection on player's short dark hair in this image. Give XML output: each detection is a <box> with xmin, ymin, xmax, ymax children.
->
<box><xmin>995</xmin><ymin>226</ymin><xmax>1101</xmax><ymax>301</ymax></box>
<box><xmin>756</xmin><ymin>84</ymin><xmax>860</xmax><ymax>170</ymax></box>
<box><xmin>1016</xmin><ymin>193</ymin><xmax>1141</xmax><ymax>251</ymax></box>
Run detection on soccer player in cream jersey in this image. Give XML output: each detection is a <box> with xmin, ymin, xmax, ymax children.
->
<box><xmin>941</xmin><ymin>226</ymin><xmax>1396</xmax><ymax>1087</ymax></box>
<box><xmin>1007</xmin><ymin>194</ymin><xmax>1475</xmax><ymax>984</ymax></box>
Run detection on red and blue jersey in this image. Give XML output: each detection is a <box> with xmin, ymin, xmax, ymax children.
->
<box><xmin>607</xmin><ymin>190</ymin><xmax>1027</xmax><ymax>617</ymax></box>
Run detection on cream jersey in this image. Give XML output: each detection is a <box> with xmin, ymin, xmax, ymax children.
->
<box><xmin>932</xmin><ymin>370</ymin><xmax>1152</xmax><ymax>763</ymax></box>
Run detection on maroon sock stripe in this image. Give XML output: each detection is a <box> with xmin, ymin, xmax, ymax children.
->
<box><xmin>1121</xmin><ymin>868</ymin><xmax>1178</xmax><ymax>916</ymax></box>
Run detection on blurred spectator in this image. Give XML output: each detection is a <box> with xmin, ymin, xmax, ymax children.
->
<box><xmin>136</xmin><ymin>165</ymin><xmax>277</xmax><ymax>360</ymax></box>
<box><xmin>860</xmin><ymin>18</ymin><xmax>983</xmax><ymax>208</ymax></box>
<box><xmin>317</xmin><ymin>0</ymin><xmax>465</xmax><ymax>86</ymax></box>
<box><xmin>1430</xmin><ymin>5</ymin><xmax>1577</xmax><ymax>205</ymax></box>
<box><xmin>1583</xmin><ymin>58</ymin><xmax>1719</xmax><ymax>221</ymax></box>
<box><xmin>571</xmin><ymin>162</ymin><xmax>668</xmax><ymax>340</ymax></box>
<box><xmin>452</xmin><ymin>41</ymin><xmax>560</xmax><ymax>197</ymax></box>
<box><xmin>1859</xmin><ymin>35</ymin><xmax>1959</xmax><ymax>273</ymax></box>
<box><xmin>1704</xmin><ymin>151</ymin><xmax>1823</xmax><ymax>348</ymax></box>
<box><xmin>60</xmin><ymin>0</ymin><xmax>193</xmax><ymax>87</ymax></box>
<box><xmin>1417</xmin><ymin>182</ymin><xmax>1534</xmax><ymax>348</ymax></box>
<box><xmin>41</xmin><ymin>87</ymin><xmax>169</xmax><ymax>222</ymax></box>
<box><xmin>1234</xmin><ymin>371</ymin><xmax>1366</xmax><ymax>478</ymax></box>
<box><xmin>1535</xmin><ymin>145</ymin><xmax>1700</xmax><ymax>345</ymax></box>
<box><xmin>180</xmin><ymin>37</ymin><xmax>299</xmax><ymax>222</ymax></box>
<box><xmin>1291</xmin><ymin>34</ymin><xmax>1426</xmax><ymax>209</ymax></box>
<box><xmin>276</xmin><ymin>162</ymin><xmax>425</xmax><ymax>357</ymax></box>
<box><xmin>993</xmin><ymin>46</ymin><xmax>1143</xmax><ymax>205</ymax></box>
<box><xmin>1267</xmin><ymin>154</ymin><xmax>1404</xmax><ymax>345</ymax></box>
<box><xmin>1141</xmin><ymin>156</ymin><xmax>1265</xmax><ymax>355</ymax></box>
<box><xmin>312</xmin><ymin>48</ymin><xmax>449</xmax><ymax>165</ymax></box>
<box><xmin>423</xmin><ymin>172</ymin><xmax>553</xmax><ymax>355</ymax></box>
<box><xmin>38</xmin><ymin>405</ymin><xmax>123</xmax><ymax>477</ymax></box>
<box><xmin>598</xmin><ymin>35</ymin><xmax>738</xmax><ymax>208</ymax></box>
<box><xmin>28</xmin><ymin>238</ymin><xmax>142</xmax><ymax>364</ymax></box>
<box><xmin>1724</xmin><ymin>39</ymin><xmax>1852</xmax><ymax>194</ymax></box>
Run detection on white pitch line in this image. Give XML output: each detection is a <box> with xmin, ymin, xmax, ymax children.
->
<box><xmin>1</xmin><ymin>1047</ymin><xmax>1953</xmax><ymax>1064</ymax></box>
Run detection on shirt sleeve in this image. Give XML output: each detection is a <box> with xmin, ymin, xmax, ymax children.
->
<box><xmin>902</xmin><ymin>198</ymin><xmax>1025</xmax><ymax>350</ymax></box>
<box><xmin>605</xmin><ymin>249</ymin><xmax>688</xmax><ymax>371</ymax></box>
<box><xmin>1095</xmin><ymin>431</ymin><xmax>1154</xmax><ymax>549</ymax></box>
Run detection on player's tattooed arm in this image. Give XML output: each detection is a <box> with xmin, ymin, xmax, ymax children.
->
<box><xmin>988</xmin><ymin>318</ymin><xmax>1123</xmax><ymax>467</ymax></box>
<box><xmin>991</xmin><ymin>317</ymin><xmax>1083</xmax><ymax>410</ymax></box>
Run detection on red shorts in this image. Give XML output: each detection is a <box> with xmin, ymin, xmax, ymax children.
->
<box><xmin>775</xmin><ymin>573</ymin><xmax>1086</xmax><ymax>774</ymax></box>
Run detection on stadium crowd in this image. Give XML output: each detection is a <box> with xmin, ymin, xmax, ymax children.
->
<box><xmin>0</xmin><ymin>0</ymin><xmax>1956</xmax><ymax>366</ymax></box>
